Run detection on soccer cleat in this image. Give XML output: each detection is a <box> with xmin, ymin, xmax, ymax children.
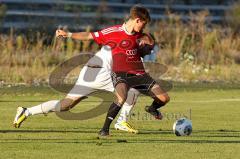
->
<box><xmin>145</xmin><ymin>106</ymin><xmax>163</xmax><ymax>120</ymax></box>
<box><xmin>114</xmin><ymin>121</ymin><xmax>138</xmax><ymax>134</ymax></box>
<box><xmin>98</xmin><ymin>129</ymin><xmax>110</xmax><ymax>137</ymax></box>
<box><xmin>13</xmin><ymin>107</ymin><xmax>27</xmax><ymax>128</ymax></box>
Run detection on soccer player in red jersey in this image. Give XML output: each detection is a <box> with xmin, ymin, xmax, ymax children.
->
<box><xmin>56</xmin><ymin>5</ymin><xmax>170</xmax><ymax>136</ymax></box>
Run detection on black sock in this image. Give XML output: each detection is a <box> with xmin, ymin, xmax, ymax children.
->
<box><xmin>149</xmin><ymin>99</ymin><xmax>166</xmax><ymax>111</ymax></box>
<box><xmin>102</xmin><ymin>102</ymin><xmax>121</xmax><ymax>132</ymax></box>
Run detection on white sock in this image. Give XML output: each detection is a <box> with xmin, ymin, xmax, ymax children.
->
<box><xmin>116</xmin><ymin>88</ymin><xmax>140</xmax><ymax>123</ymax></box>
<box><xmin>116</xmin><ymin>103</ymin><xmax>133</xmax><ymax>123</ymax></box>
<box><xmin>25</xmin><ymin>100</ymin><xmax>61</xmax><ymax>117</ymax></box>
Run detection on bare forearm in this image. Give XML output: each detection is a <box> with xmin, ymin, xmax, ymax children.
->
<box><xmin>56</xmin><ymin>29</ymin><xmax>93</xmax><ymax>41</ymax></box>
<box><xmin>71</xmin><ymin>32</ymin><xmax>93</xmax><ymax>40</ymax></box>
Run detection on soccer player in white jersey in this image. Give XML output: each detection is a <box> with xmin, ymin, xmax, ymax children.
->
<box><xmin>13</xmin><ymin>45</ymin><xmax>144</xmax><ymax>133</ymax></box>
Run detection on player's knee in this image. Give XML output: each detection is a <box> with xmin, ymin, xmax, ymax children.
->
<box><xmin>117</xmin><ymin>99</ymin><xmax>127</xmax><ymax>106</ymax></box>
<box><xmin>156</xmin><ymin>94</ymin><xmax>170</xmax><ymax>105</ymax></box>
<box><xmin>163</xmin><ymin>94</ymin><xmax>170</xmax><ymax>103</ymax></box>
<box><xmin>125</xmin><ymin>89</ymin><xmax>139</xmax><ymax>106</ymax></box>
<box><xmin>60</xmin><ymin>98</ymin><xmax>76</xmax><ymax>111</ymax></box>
<box><xmin>116</xmin><ymin>97</ymin><xmax>127</xmax><ymax>106</ymax></box>
<box><xmin>128</xmin><ymin>88</ymin><xmax>140</xmax><ymax>96</ymax></box>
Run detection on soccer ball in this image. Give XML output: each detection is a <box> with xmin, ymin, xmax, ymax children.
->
<box><xmin>173</xmin><ymin>118</ymin><xmax>192</xmax><ymax>136</ymax></box>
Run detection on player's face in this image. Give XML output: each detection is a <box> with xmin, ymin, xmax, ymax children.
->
<box><xmin>134</xmin><ymin>18</ymin><xmax>147</xmax><ymax>32</ymax></box>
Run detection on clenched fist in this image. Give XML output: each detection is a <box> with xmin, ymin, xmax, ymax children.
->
<box><xmin>56</xmin><ymin>29</ymin><xmax>69</xmax><ymax>38</ymax></box>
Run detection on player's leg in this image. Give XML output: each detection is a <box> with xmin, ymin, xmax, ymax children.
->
<box><xmin>145</xmin><ymin>83</ymin><xmax>170</xmax><ymax>119</ymax></box>
<box><xmin>13</xmin><ymin>88</ymin><xmax>91</xmax><ymax>128</ymax></box>
<box><xmin>127</xmin><ymin>73</ymin><xmax>170</xmax><ymax>120</ymax></box>
<box><xmin>115</xmin><ymin>88</ymin><xmax>140</xmax><ymax>133</ymax></box>
<box><xmin>13</xmin><ymin>99</ymin><xmax>61</xmax><ymax>128</ymax></box>
<box><xmin>99</xmin><ymin>81</ymin><xmax>129</xmax><ymax>136</ymax></box>
<box><xmin>13</xmin><ymin>70</ymin><xmax>95</xmax><ymax>128</ymax></box>
<box><xmin>91</xmin><ymin>67</ymin><xmax>141</xmax><ymax>134</ymax></box>
<box><xmin>13</xmin><ymin>97</ymin><xmax>80</xmax><ymax>128</ymax></box>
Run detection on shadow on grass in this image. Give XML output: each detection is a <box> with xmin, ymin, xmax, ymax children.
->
<box><xmin>1</xmin><ymin>138</ymin><xmax>240</xmax><ymax>144</ymax></box>
<box><xmin>131</xmin><ymin>139</ymin><xmax>240</xmax><ymax>144</ymax></box>
<box><xmin>1</xmin><ymin>129</ymin><xmax>239</xmax><ymax>136</ymax></box>
<box><xmin>0</xmin><ymin>129</ymin><xmax>239</xmax><ymax>144</ymax></box>
<box><xmin>0</xmin><ymin>129</ymin><xmax>98</xmax><ymax>134</ymax></box>
<box><xmin>139</xmin><ymin>129</ymin><xmax>240</xmax><ymax>133</ymax></box>
<box><xmin>138</xmin><ymin>129</ymin><xmax>240</xmax><ymax>138</ymax></box>
<box><xmin>0</xmin><ymin>100</ymin><xmax>113</xmax><ymax>103</ymax></box>
<box><xmin>0</xmin><ymin>100</ymin><xmax>47</xmax><ymax>103</ymax></box>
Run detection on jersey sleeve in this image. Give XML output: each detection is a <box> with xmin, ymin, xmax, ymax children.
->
<box><xmin>91</xmin><ymin>25</ymin><xmax>121</xmax><ymax>45</ymax></box>
<box><xmin>91</xmin><ymin>31</ymin><xmax>106</xmax><ymax>45</ymax></box>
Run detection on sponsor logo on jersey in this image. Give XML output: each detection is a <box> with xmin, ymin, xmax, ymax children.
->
<box><xmin>126</xmin><ymin>49</ymin><xmax>137</xmax><ymax>56</ymax></box>
<box><xmin>120</xmin><ymin>39</ymin><xmax>132</xmax><ymax>49</ymax></box>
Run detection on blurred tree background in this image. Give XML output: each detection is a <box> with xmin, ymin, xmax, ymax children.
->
<box><xmin>0</xmin><ymin>0</ymin><xmax>239</xmax><ymax>84</ymax></box>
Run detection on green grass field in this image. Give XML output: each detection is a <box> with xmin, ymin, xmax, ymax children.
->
<box><xmin>0</xmin><ymin>84</ymin><xmax>240</xmax><ymax>159</ymax></box>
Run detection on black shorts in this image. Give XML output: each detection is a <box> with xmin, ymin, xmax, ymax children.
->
<box><xmin>111</xmin><ymin>72</ymin><xmax>156</xmax><ymax>95</ymax></box>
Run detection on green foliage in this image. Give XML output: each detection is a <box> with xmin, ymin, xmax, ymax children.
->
<box><xmin>155</xmin><ymin>11</ymin><xmax>239</xmax><ymax>66</ymax></box>
<box><xmin>0</xmin><ymin>10</ymin><xmax>240</xmax><ymax>83</ymax></box>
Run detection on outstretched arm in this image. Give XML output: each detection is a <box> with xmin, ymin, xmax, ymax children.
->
<box><xmin>56</xmin><ymin>29</ymin><xmax>93</xmax><ymax>40</ymax></box>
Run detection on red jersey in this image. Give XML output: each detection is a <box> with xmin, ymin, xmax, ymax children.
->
<box><xmin>91</xmin><ymin>24</ymin><xmax>145</xmax><ymax>74</ymax></box>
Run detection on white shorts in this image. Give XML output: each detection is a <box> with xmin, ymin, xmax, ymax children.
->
<box><xmin>67</xmin><ymin>66</ymin><xmax>114</xmax><ymax>97</ymax></box>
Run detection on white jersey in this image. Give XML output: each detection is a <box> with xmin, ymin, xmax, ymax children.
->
<box><xmin>86</xmin><ymin>46</ymin><xmax>112</xmax><ymax>71</ymax></box>
<box><xmin>68</xmin><ymin>46</ymin><xmax>114</xmax><ymax>96</ymax></box>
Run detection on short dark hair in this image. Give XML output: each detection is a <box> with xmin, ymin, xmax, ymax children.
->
<box><xmin>129</xmin><ymin>5</ymin><xmax>151</xmax><ymax>23</ymax></box>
